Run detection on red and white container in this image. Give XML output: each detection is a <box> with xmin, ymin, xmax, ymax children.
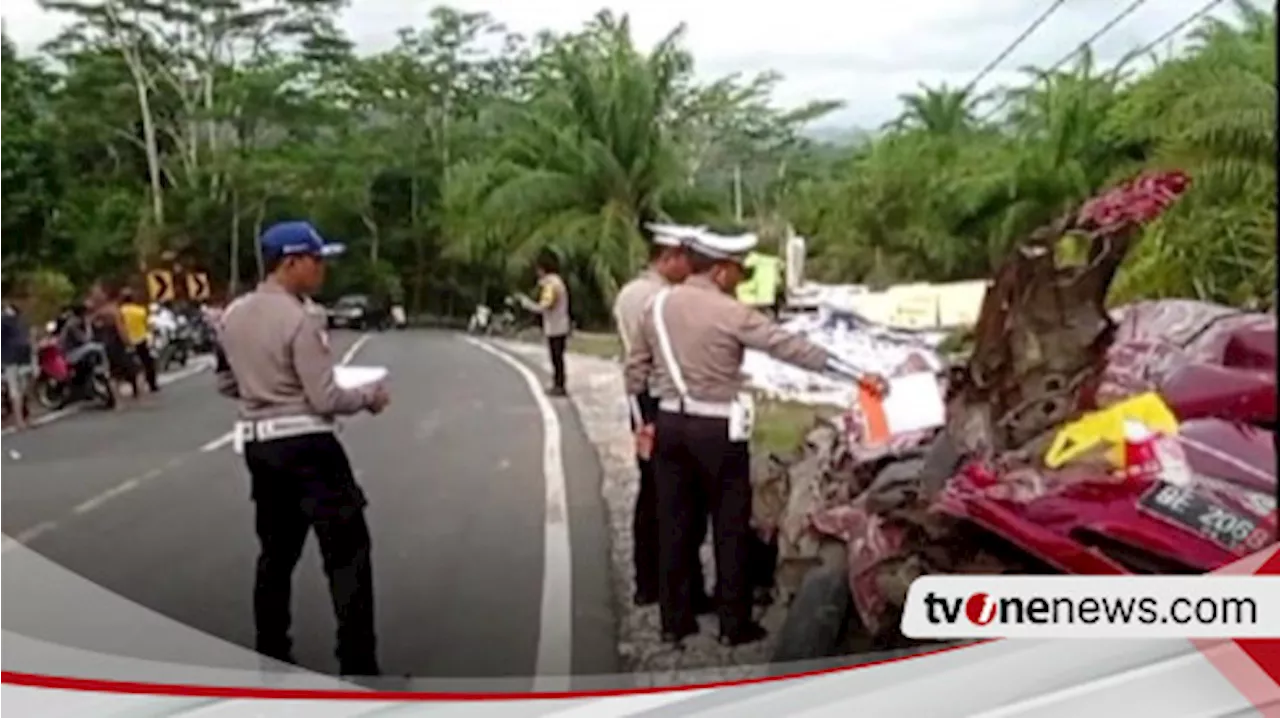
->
<box><xmin>1122</xmin><ymin>419</ymin><xmax>1162</xmax><ymax>482</ymax></box>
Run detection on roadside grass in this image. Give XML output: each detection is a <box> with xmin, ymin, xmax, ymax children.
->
<box><xmin>753</xmin><ymin>399</ymin><xmax>835</xmax><ymax>457</ymax></box>
<box><xmin>569</xmin><ymin>332</ymin><xmax>623</xmax><ymax>360</ymax></box>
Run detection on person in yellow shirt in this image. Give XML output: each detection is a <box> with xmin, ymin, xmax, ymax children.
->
<box><xmin>120</xmin><ymin>288</ymin><xmax>158</xmax><ymax>393</ymax></box>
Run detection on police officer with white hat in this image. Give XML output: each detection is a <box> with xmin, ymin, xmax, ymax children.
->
<box><xmin>612</xmin><ymin>223</ymin><xmax>710</xmax><ymax>613</ymax></box>
<box><xmin>217</xmin><ymin>220</ymin><xmax>390</xmax><ymax>677</ymax></box>
<box><xmin>624</xmin><ymin>227</ymin><xmax>886</xmax><ymax>645</ymax></box>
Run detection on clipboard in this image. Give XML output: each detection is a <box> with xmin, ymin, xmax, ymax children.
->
<box><xmin>855</xmin><ymin>372</ymin><xmax>946</xmax><ymax>445</ymax></box>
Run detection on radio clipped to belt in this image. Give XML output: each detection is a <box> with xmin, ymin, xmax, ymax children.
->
<box><xmin>652</xmin><ymin>289</ymin><xmax>755</xmax><ymax>443</ymax></box>
<box><xmin>727</xmin><ymin>392</ymin><xmax>755</xmax><ymax>442</ymax></box>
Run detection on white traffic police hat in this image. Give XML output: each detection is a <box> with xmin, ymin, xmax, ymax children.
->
<box><xmin>686</xmin><ymin>228</ymin><xmax>758</xmax><ymax>262</ymax></box>
<box><xmin>644</xmin><ymin>222</ymin><xmax>704</xmax><ymax>248</ymax></box>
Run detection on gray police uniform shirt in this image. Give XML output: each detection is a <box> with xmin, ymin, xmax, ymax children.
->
<box><xmin>624</xmin><ymin>274</ymin><xmax>831</xmax><ymax>405</ymax></box>
<box><xmin>216</xmin><ymin>278</ymin><xmax>372</xmax><ymax>420</ymax></box>
<box><xmin>613</xmin><ymin>268</ymin><xmax>667</xmax><ymax>380</ymax></box>
<box><xmin>537</xmin><ymin>273</ymin><xmax>571</xmax><ymax>338</ymax></box>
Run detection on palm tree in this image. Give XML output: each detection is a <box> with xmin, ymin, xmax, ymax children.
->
<box><xmin>466</xmin><ymin>12</ymin><xmax>715</xmax><ymax>319</ymax></box>
<box><xmin>887</xmin><ymin>83</ymin><xmax>986</xmax><ymax>135</ymax></box>
<box><xmin>1107</xmin><ymin>1</ymin><xmax>1276</xmax><ymax>305</ymax></box>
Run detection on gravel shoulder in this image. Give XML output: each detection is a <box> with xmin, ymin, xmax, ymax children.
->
<box><xmin>491</xmin><ymin>339</ymin><xmax>789</xmax><ymax>687</ymax></box>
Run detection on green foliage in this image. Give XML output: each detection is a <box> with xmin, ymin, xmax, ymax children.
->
<box><xmin>1</xmin><ymin>1</ymin><xmax>1273</xmax><ymax>319</ymax></box>
<box><xmin>787</xmin><ymin>4</ymin><xmax>1274</xmax><ymax>309</ymax></box>
<box><xmin>12</xmin><ymin>269</ymin><xmax>76</xmax><ymax>325</ymax></box>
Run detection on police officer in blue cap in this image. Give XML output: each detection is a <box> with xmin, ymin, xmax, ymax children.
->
<box><xmin>217</xmin><ymin>221</ymin><xmax>390</xmax><ymax>678</ymax></box>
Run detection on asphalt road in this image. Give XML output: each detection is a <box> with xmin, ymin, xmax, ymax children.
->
<box><xmin>1</xmin><ymin>329</ymin><xmax>618</xmax><ymax>688</ymax></box>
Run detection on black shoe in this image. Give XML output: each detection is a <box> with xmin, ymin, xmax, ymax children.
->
<box><xmin>341</xmin><ymin>674</ymin><xmax>411</xmax><ymax>691</ymax></box>
<box><xmin>693</xmin><ymin>595</ymin><xmax>715</xmax><ymax>616</ymax></box>
<box><xmin>547</xmin><ymin>386</ymin><xmax>567</xmax><ymax>397</ymax></box>
<box><xmin>718</xmin><ymin>622</ymin><xmax>768</xmax><ymax>647</ymax></box>
<box><xmin>338</xmin><ymin>659</ymin><xmax>382</xmax><ymax>679</ymax></box>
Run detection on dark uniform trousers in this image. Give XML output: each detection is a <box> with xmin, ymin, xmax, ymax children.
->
<box><xmin>630</xmin><ymin>392</ymin><xmax>708</xmax><ymax>605</ymax></box>
<box><xmin>244</xmin><ymin>432</ymin><xmax>379</xmax><ymax>676</ymax></box>
<box><xmin>547</xmin><ymin>335</ymin><xmax>568</xmax><ymax>391</ymax></box>
<box><xmin>654</xmin><ymin>410</ymin><xmax>756</xmax><ymax>637</ymax></box>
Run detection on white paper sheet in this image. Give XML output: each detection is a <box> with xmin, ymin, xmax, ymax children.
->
<box><xmin>881</xmin><ymin>371</ymin><xmax>947</xmax><ymax>435</ymax></box>
<box><xmin>334</xmin><ymin>365</ymin><xmax>388</xmax><ymax>390</ymax></box>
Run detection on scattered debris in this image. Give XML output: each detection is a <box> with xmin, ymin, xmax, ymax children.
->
<box><xmin>762</xmin><ymin>171</ymin><xmax>1277</xmax><ymax>660</ymax></box>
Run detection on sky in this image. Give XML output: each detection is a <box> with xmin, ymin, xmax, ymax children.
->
<box><xmin>1</xmin><ymin>0</ymin><xmax>1246</xmax><ymax>129</ymax></box>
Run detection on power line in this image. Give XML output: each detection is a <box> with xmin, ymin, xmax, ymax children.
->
<box><xmin>1044</xmin><ymin>0</ymin><xmax>1152</xmax><ymax>72</ymax></box>
<box><xmin>1128</xmin><ymin>0</ymin><xmax>1229</xmax><ymax>59</ymax></box>
<box><xmin>964</xmin><ymin>0</ymin><xmax>1071</xmax><ymax>94</ymax></box>
<box><xmin>977</xmin><ymin>0</ymin><xmax>1162</xmax><ymax>122</ymax></box>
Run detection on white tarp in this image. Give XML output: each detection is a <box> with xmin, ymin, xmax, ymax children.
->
<box><xmin>741</xmin><ymin>307</ymin><xmax>947</xmax><ymax>408</ymax></box>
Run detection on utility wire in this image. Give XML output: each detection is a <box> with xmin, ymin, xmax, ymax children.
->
<box><xmin>964</xmin><ymin>0</ymin><xmax>1071</xmax><ymax>95</ymax></box>
<box><xmin>1127</xmin><ymin>0</ymin><xmax>1229</xmax><ymax>59</ymax></box>
<box><xmin>978</xmin><ymin>0</ymin><xmax>1159</xmax><ymax>121</ymax></box>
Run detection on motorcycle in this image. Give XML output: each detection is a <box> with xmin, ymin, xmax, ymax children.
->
<box><xmin>467</xmin><ymin>305</ymin><xmax>494</xmax><ymax>335</ymax></box>
<box><xmin>390</xmin><ymin>304</ymin><xmax>408</xmax><ymax>330</ymax></box>
<box><xmin>186</xmin><ymin>307</ymin><xmax>219</xmax><ymax>354</ymax></box>
<box><xmin>32</xmin><ymin>331</ymin><xmax>115</xmax><ymax>412</ymax></box>
<box><xmin>152</xmin><ymin>320</ymin><xmax>193</xmax><ymax>373</ymax></box>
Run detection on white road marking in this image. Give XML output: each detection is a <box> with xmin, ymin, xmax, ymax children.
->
<box><xmin>6</xmin><ymin>521</ymin><xmax>58</xmax><ymax>550</ymax></box>
<box><xmin>72</xmin><ymin>478</ymin><xmax>141</xmax><ymax>515</ymax></box>
<box><xmin>2</xmin><ymin>358</ymin><xmax>217</xmax><ymax>549</ymax></box>
<box><xmin>462</xmin><ymin>336</ymin><xmax>573</xmax><ymax>692</ymax></box>
<box><xmin>200</xmin><ymin>333</ymin><xmax>372</xmax><ymax>453</ymax></box>
<box><xmin>0</xmin><ymin>356</ymin><xmax>214</xmax><ymax>437</ymax></box>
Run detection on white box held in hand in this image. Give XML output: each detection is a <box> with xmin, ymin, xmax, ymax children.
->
<box><xmin>334</xmin><ymin>366</ymin><xmax>388</xmax><ymax>390</ymax></box>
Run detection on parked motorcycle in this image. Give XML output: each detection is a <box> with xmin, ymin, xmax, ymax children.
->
<box><xmin>467</xmin><ymin>305</ymin><xmax>494</xmax><ymax>335</ymax></box>
<box><xmin>185</xmin><ymin>307</ymin><xmax>219</xmax><ymax>353</ymax></box>
<box><xmin>32</xmin><ymin>332</ymin><xmax>115</xmax><ymax>412</ymax></box>
<box><xmin>152</xmin><ymin>319</ymin><xmax>193</xmax><ymax>373</ymax></box>
<box><xmin>147</xmin><ymin>308</ymin><xmax>194</xmax><ymax>371</ymax></box>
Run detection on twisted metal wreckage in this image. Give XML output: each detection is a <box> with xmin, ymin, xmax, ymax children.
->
<box><xmin>752</xmin><ymin>170</ymin><xmax>1279</xmax><ymax>661</ymax></box>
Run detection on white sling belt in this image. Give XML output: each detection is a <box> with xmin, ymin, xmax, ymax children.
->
<box><xmin>650</xmin><ymin>288</ymin><xmax>755</xmax><ymax>442</ymax></box>
<box><xmin>232</xmin><ymin>415</ymin><xmax>337</xmax><ymax>454</ymax></box>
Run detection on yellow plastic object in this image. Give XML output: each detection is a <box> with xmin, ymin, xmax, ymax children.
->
<box><xmin>1043</xmin><ymin>392</ymin><xmax>1180</xmax><ymax>469</ymax></box>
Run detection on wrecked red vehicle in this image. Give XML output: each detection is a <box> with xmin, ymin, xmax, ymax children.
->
<box><xmin>766</xmin><ymin>171</ymin><xmax>1278</xmax><ymax>661</ymax></box>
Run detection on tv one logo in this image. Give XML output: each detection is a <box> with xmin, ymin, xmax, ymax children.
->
<box><xmin>925</xmin><ymin>591</ymin><xmax>1089</xmax><ymax>627</ymax></box>
<box><xmin>924</xmin><ymin>591</ymin><xmax>1001</xmax><ymax>626</ymax></box>
<box><xmin>966</xmin><ymin>592</ymin><xmax>998</xmax><ymax>626</ymax></box>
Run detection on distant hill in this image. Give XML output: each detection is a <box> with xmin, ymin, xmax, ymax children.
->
<box><xmin>801</xmin><ymin>125</ymin><xmax>874</xmax><ymax>146</ymax></box>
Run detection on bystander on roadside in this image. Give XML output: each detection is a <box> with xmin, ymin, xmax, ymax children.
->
<box><xmin>3</xmin><ymin>298</ymin><xmax>35</xmax><ymax>430</ymax></box>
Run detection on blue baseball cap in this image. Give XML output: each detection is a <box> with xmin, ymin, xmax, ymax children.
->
<box><xmin>260</xmin><ymin>221</ymin><xmax>346</xmax><ymax>261</ymax></box>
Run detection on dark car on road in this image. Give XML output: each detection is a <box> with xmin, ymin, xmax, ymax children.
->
<box><xmin>326</xmin><ymin>294</ymin><xmax>391</xmax><ymax>331</ymax></box>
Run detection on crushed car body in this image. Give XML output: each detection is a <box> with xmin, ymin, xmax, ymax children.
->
<box><xmin>761</xmin><ymin>170</ymin><xmax>1278</xmax><ymax>655</ymax></box>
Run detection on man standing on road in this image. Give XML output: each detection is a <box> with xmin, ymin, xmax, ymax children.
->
<box><xmin>216</xmin><ymin>220</ymin><xmax>390</xmax><ymax>679</ymax></box>
<box><xmin>120</xmin><ymin>288</ymin><xmax>159</xmax><ymax>394</ymax></box>
<box><xmin>519</xmin><ymin>251</ymin><xmax>572</xmax><ymax>396</ymax></box>
<box><xmin>624</xmin><ymin>228</ymin><xmax>887</xmax><ymax>646</ymax></box>
<box><xmin>612</xmin><ymin>224</ymin><xmax>710</xmax><ymax>613</ymax></box>
<box><xmin>3</xmin><ymin>299</ymin><xmax>34</xmax><ymax>430</ymax></box>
